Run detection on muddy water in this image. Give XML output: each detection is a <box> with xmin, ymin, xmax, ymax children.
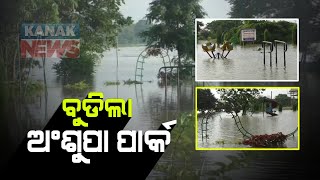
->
<box><xmin>197</xmin><ymin>43</ymin><xmax>298</xmax><ymax>81</ymax></box>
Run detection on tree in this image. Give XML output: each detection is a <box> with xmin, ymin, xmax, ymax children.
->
<box><xmin>216</xmin><ymin>29</ymin><xmax>223</xmax><ymax>44</ymax></box>
<box><xmin>217</xmin><ymin>88</ymin><xmax>264</xmax><ymax>116</ymax></box>
<box><xmin>198</xmin><ymin>29</ymin><xmax>210</xmax><ymax>40</ymax></box>
<box><xmin>197</xmin><ymin>21</ymin><xmax>204</xmax><ymax>32</ymax></box>
<box><xmin>226</xmin><ymin>0</ymin><xmax>320</xmax><ymax>63</ymax></box>
<box><xmin>291</xmin><ymin>23</ymin><xmax>297</xmax><ymax>44</ymax></box>
<box><xmin>202</xmin><ymin>20</ymin><xmax>296</xmax><ymax>45</ymax></box>
<box><xmin>278</xmin><ymin>104</ymin><xmax>283</xmax><ymax>112</ymax></box>
<box><xmin>227</xmin><ymin>0</ymin><xmax>313</xmax><ymax>19</ymax></box>
<box><xmin>204</xmin><ymin>20</ymin><xmax>242</xmax><ymax>44</ymax></box>
<box><xmin>141</xmin><ymin>0</ymin><xmax>206</xmax><ymax>63</ymax></box>
<box><xmin>275</xmin><ymin>94</ymin><xmax>291</xmax><ymax>107</ymax></box>
<box><xmin>0</xmin><ymin>0</ymin><xmax>132</xmax><ymax>84</ymax></box>
<box><xmin>0</xmin><ymin>0</ymin><xmax>132</xmax><ymax>133</ymax></box>
<box><xmin>264</xmin><ymin>29</ymin><xmax>269</xmax><ymax>41</ymax></box>
<box><xmin>118</xmin><ymin>20</ymin><xmax>152</xmax><ymax>45</ymax></box>
<box><xmin>197</xmin><ymin>89</ymin><xmax>217</xmax><ymax>113</ymax></box>
<box><xmin>52</xmin><ymin>0</ymin><xmax>132</xmax><ymax>83</ymax></box>
<box><xmin>223</xmin><ymin>31</ymin><xmax>231</xmax><ymax>41</ymax></box>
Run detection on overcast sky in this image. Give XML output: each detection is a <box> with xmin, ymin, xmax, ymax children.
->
<box><xmin>120</xmin><ymin>0</ymin><xmax>231</xmax><ymax>23</ymax></box>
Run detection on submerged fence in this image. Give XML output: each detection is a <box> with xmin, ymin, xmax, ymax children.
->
<box><xmin>262</xmin><ymin>40</ymin><xmax>288</xmax><ymax>67</ymax></box>
<box><xmin>274</xmin><ymin>40</ymin><xmax>288</xmax><ymax>66</ymax></box>
<box><xmin>262</xmin><ymin>41</ymin><xmax>273</xmax><ymax>66</ymax></box>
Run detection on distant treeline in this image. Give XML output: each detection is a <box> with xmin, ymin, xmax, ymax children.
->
<box><xmin>198</xmin><ymin>20</ymin><xmax>297</xmax><ymax>45</ymax></box>
<box><xmin>118</xmin><ymin>20</ymin><xmax>152</xmax><ymax>45</ymax></box>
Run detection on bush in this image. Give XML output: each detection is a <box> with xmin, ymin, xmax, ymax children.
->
<box><xmin>264</xmin><ymin>29</ymin><xmax>270</xmax><ymax>41</ymax></box>
<box><xmin>292</xmin><ymin>103</ymin><xmax>297</xmax><ymax>111</ymax></box>
<box><xmin>64</xmin><ymin>80</ymin><xmax>91</xmax><ymax>91</ymax></box>
<box><xmin>278</xmin><ymin>104</ymin><xmax>283</xmax><ymax>112</ymax></box>
<box><xmin>104</xmin><ymin>81</ymin><xmax>121</xmax><ymax>86</ymax></box>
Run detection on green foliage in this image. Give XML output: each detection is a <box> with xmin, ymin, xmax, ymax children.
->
<box><xmin>141</xmin><ymin>0</ymin><xmax>206</xmax><ymax>61</ymax></box>
<box><xmin>1</xmin><ymin>0</ymin><xmax>133</xmax><ymax>98</ymax></box>
<box><xmin>264</xmin><ymin>29</ymin><xmax>269</xmax><ymax>41</ymax></box>
<box><xmin>230</xmin><ymin>28</ymin><xmax>241</xmax><ymax>44</ymax></box>
<box><xmin>199</xmin><ymin>20</ymin><xmax>242</xmax><ymax>43</ymax></box>
<box><xmin>216</xmin><ymin>30</ymin><xmax>223</xmax><ymax>45</ymax></box>
<box><xmin>291</xmin><ymin>24</ymin><xmax>297</xmax><ymax>44</ymax></box>
<box><xmin>197</xmin><ymin>21</ymin><xmax>204</xmax><ymax>32</ymax></box>
<box><xmin>104</xmin><ymin>81</ymin><xmax>120</xmax><ymax>86</ymax></box>
<box><xmin>278</xmin><ymin>104</ymin><xmax>283</xmax><ymax>112</ymax></box>
<box><xmin>227</xmin><ymin>0</ymin><xmax>312</xmax><ymax>18</ymax></box>
<box><xmin>154</xmin><ymin>113</ymin><xmax>200</xmax><ymax>179</ymax></box>
<box><xmin>50</xmin><ymin>0</ymin><xmax>132</xmax><ymax>83</ymax></box>
<box><xmin>199</xmin><ymin>20</ymin><xmax>297</xmax><ymax>45</ymax></box>
<box><xmin>197</xmin><ymin>89</ymin><xmax>217</xmax><ymax>112</ymax></box>
<box><xmin>217</xmin><ymin>88</ymin><xmax>265</xmax><ymax>115</ymax></box>
<box><xmin>154</xmin><ymin>113</ymin><xmax>253</xmax><ymax>179</ymax></box>
<box><xmin>198</xmin><ymin>29</ymin><xmax>210</xmax><ymax>41</ymax></box>
<box><xmin>226</xmin><ymin>0</ymin><xmax>318</xmax><ymax>57</ymax></box>
<box><xmin>275</xmin><ymin>94</ymin><xmax>292</xmax><ymax>107</ymax></box>
<box><xmin>223</xmin><ymin>31</ymin><xmax>231</xmax><ymax>41</ymax></box>
<box><xmin>10</xmin><ymin>80</ymin><xmax>43</xmax><ymax>96</ymax></box>
<box><xmin>64</xmin><ymin>80</ymin><xmax>91</xmax><ymax>92</ymax></box>
<box><xmin>250</xmin><ymin>97</ymin><xmax>265</xmax><ymax>113</ymax></box>
<box><xmin>53</xmin><ymin>52</ymin><xmax>96</xmax><ymax>84</ymax></box>
<box><xmin>118</xmin><ymin>20</ymin><xmax>152</xmax><ymax>45</ymax></box>
<box><xmin>292</xmin><ymin>103</ymin><xmax>298</xmax><ymax>111</ymax></box>
<box><xmin>206</xmin><ymin>152</ymin><xmax>253</xmax><ymax>179</ymax></box>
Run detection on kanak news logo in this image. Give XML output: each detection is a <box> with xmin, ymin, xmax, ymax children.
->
<box><xmin>20</xmin><ymin>23</ymin><xmax>80</xmax><ymax>59</ymax></box>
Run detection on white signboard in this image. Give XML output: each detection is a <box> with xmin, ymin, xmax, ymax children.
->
<box><xmin>241</xmin><ymin>29</ymin><xmax>256</xmax><ymax>42</ymax></box>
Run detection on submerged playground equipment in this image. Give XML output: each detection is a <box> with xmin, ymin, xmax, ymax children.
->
<box><xmin>262</xmin><ymin>40</ymin><xmax>288</xmax><ymax>67</ymax></box>
<box><xmin>231</xmin><ymin>112</ymin><xmax>298</xmax><ymax>147</ymax></box>
<box><xmin>135</xmin><ymin>44</ymin><xmax>195</xmax><ymax>83</ymax></box>
<box><xmin>202</xmin><ymin>41</ymin><xmax>233</xmax><ymax>59</ymax></box>
<box><xmin>264</xmin><ymin>98</ymin><xmax>278</xmax><ymax>116</ymax></box>
<box><xmin>201</xmin><ymin>40</ymin><xmax>290</xmax><ymax>68</ymax></box>
<box><xmin>200</xmin><ymin>112</ymin><xmax>298</xmax><ymax>147</ymax></box>
<box><xmin>135</xmin><ymin>45</ymin><xmax>172</xmax><ymax>82</ymax></box>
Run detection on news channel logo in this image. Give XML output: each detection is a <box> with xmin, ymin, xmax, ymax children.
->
<box><xmin>20</xmin><ymin>23</ymin><xmax>80</xmax><ymax>59</ymax></box>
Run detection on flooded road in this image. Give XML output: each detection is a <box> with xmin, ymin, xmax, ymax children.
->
<box><xmin>198</xmin><ymin>110</ymin><xmax>298</xmax><ymax>148</ymax></box>
<box><xmin>196</xmin><ymin>43</ymin><xmax>298</xmax><ymax>81</ymax></box>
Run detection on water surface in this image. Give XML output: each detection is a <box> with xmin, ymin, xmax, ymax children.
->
<box><xmin>196</xmin><ymin>43</ymin><xmax>298</xmax><ymax>81</ymax></box>
<box><xmin>198</xmin><ymin>110</ymin><xmax>298</xmax><ymax>148</ymax></box>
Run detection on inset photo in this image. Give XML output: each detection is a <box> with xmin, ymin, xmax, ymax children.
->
<box><xmin>195</xmin><ymin>18</ymin><xmax>299</xmax><ymax>81</ymax></box>
<box><xmin>195</xmin><ymin>87</ymin><xmax>300</xmax><ymax>150</ymax></box>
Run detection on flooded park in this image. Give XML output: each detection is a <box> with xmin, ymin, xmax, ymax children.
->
<box><xmin>1</xmin><ymin>0</ymin><xmax>320</xmax><ymax>179</ymax></box>
<box><xmin>198</xmin><ymin>110</ymin><xmax>298</xmax><ymax>148</ymax></box>
<box><xmin>0</xmin><ymin>45</ymin><xmax>314</xmax><ymax>179</ymax></box>
<box><xmin>13</xmin><ymin>46</ymin><xmax>193</xmax><ymax>134</ymax></box>
<box><xmin>196</xmin><ymin>43</ymin><xmax>298</xmax><ymax>81</ymax></box>
<box><xmin>196</xmin><ymin>19</ymin><xmax>299</xmax><ymax>81</ymax></box>
<box><xmin>196</xmin><ymin>87</ymin><xmax>299</xmax><ymax>150</ymax></box>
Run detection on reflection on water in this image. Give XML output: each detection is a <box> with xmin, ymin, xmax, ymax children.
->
<box><xmin>197</xmin><ymin>44</ymin><xmax>298</xmax><ymax>80</ymax></box>
<box><xmin>26</xmin><ymin>46</ymin><xmax>194</xmax><ymax>132</ymax></box>
<box><xmin>2</xmin><ymin>46</ymin><xmax>315</xmax><ymax>179</ymax></box>
<box><xmin>198</xmin><ymin>110</ymin><xmax>298</xmax><ymax>148</ymax></box>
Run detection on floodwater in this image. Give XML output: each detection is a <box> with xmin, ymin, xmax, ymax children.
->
<box><xmin>198</xmin><ymin>110</ymin><xmax>298</xmax><ymax>148</ymax></box>
<box><xmin>23</xmin><ymin>46</ymin><xmax>194</xmax><ymax>133</ymax></box>
<box><xmin>3</xmin><ymin>45</ymin><xmax>314</xmax><ymax>179</ymax></box>
<box><xmin>196</xmin><ymin>43</ymin><xmax>298</xmax><ymax>81</ymax></box>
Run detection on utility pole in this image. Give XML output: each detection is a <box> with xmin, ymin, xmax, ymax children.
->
<box><xmin>115</xmin><ymin>27</ymin><xmax>119</xmax><ymax>98</ymax></box>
